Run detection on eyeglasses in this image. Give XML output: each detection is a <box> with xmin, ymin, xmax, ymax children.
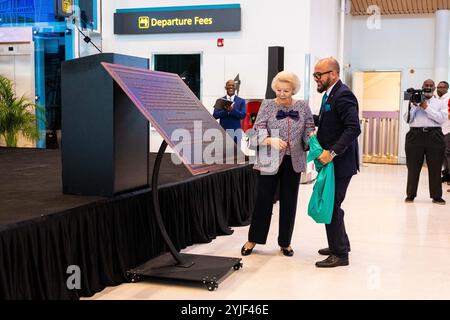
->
<box><xmin>313</xmin><ymin>70</ymin><xmax>333</xmax><ymax>80</ymax></box>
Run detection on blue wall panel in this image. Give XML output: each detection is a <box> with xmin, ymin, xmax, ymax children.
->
<box><xmin>0</xmin><ymin>0</ymin><xmax>62</xmax><ymax>24</ymax></box>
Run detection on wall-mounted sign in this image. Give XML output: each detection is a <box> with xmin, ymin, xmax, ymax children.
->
<box><xmin>114</xmin><ymin>4</ymin><xmax>241</xmax><ymax>35</ymax></box>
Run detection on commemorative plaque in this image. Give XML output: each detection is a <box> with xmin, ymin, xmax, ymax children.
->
<box><xmin>102</xmin><ymin>62</ymin><xmax>244</xmax><ymax>288</ymax></box>
<box><xmin>101</xmin><ymin>62</ymin><xmax>244</xmax><ymax>175</ymax></box>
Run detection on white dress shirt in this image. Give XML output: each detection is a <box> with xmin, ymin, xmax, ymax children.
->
<box><xmin>440</xmin><ymin>92</ymin><xmax>450</xmax><ymax>101</ymax></box>
<box><xmin>403</xmin><ymin>96</ymin><xmax>448</xmax><ymax>128</ymax></box>
<box><xmin>226</xmin><ymin>94</ymin><xmax>236</xmax><ymax>102</ymax></box>
<box><xmin>326</xmin><ymin>81</ymin><xmax>338</xmax><ymax>97</ymax></box>
<box><xmin>439</xmin><ymin>92</ymin><xmax>450</xmax><ymax>135</ymax></box>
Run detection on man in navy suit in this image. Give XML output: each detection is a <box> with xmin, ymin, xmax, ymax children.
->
<box><xmin>312</xmin><ymin>58</ymin><xmax>361</xmax><ymax>268</ymax></box>
<box><xmin>213</xmin><ymin>80</ymin><xmax>246</xmax><ymax>145</ymax></box>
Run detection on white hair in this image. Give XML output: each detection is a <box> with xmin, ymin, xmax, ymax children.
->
<box><xmin>271</xmin><ymin>71</ymin><xmax>301</xmax><ymax>95</ymax></box>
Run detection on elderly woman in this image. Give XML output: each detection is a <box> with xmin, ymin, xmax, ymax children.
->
<box><xmin>241</xmin><ymin>71</ymin><xmax>315</xmax><ymax>257</ymax></box>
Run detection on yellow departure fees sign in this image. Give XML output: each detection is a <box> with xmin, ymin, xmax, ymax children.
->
<box><xmin>114</xmin><ymin>5</ymin><xmax>241</xmax><ymax>34</ymax></box>
<box><xmin>138</xmin><ymin>16</ymin><xmax>213</xmax><ymax>29</ymax></box>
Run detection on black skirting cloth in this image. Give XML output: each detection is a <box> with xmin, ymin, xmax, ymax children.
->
<box><xmin>0</xmin><ymin>148</ymin><xmax>257</xmax><ymax>299</ymax></box>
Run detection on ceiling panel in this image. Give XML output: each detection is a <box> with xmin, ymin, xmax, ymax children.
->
<box><xmin>351</xmin><ymin>0</ymin><xmax>450</xmax><ymax>15</ymax></box>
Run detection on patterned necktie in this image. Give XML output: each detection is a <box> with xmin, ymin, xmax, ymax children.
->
<box><xmin>321</xmin><ymin>94</ymin><xmax>328</xmax><ymax>112</ymax></box>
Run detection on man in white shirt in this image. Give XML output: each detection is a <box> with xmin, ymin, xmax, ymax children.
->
<box><xmin>404</xmin><ymin>79</ymin><xmax>448</xmax><ymax>204</ymax></box>
<box><xmin>437</xmin><ymin>81</ymin><xmax>450</xmax><ymax>189</ymax></box>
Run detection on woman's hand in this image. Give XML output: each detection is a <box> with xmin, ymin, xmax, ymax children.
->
<box><xmin>264</xmin><ymin>137</ymin><xmax>288</xmax><ymax>150</ymax></box>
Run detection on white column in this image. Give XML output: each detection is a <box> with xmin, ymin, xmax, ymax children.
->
<box><xmin>338</xmin><ymin>0</ymin><xmax>346</xmax><ymax>77</ymax></box>
<box><xmin>434</xmin><ymin>10</ymin><xmax>450</xmax><ymax>82</ymax></box>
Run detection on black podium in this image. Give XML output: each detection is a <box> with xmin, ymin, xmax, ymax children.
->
<box><xmin>61</xmin><ymin>53</ymin><xmax>149</xmax><ymax>197</ymax></box>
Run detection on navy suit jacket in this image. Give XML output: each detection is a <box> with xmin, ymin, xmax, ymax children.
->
<box><xmin>213</xmin><ymin>96</ymin><xmax>246</xmax><ymax>130</ymax></box>
<box><xmin>313</xmin><ymin>80</ymin><xmax>361</xmax><ymax>178</ymax></box>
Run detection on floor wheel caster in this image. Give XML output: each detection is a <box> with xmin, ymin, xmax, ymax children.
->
<box><xmin>127</xmin><ymin>273</ymin><xmax>141</xmax><ymax>283</ymax></box>
<box><xmin>206</xmin><ymin>282</ymin><xmax>218</xmax><ymax>291</ymax></box>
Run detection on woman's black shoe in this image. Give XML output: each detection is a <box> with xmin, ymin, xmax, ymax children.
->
<box><xmin>280</xmin><ymin>247</ymin><xmax>294</xmax><ymax>256</ymax></box>
<box><xmin>241</xmin><ymin>245</ymin><xmax>254</xmax><ymax>256</ymax></box>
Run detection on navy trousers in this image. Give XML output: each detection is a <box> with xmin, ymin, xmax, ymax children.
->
<box><xmin>325</xmin><ymin>176</ymin><xmax>352</xmax><ymax>259</ymax></box>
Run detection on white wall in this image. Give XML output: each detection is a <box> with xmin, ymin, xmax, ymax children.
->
<box><xmin>309</xmin><ymin>0</ymin><xmax>340</xmax><ymax>64</ymax></box>
<box><xmin>308</xmin><ymin>0</ymin><xmax>340</xmax><ymax>114</ymax></box>
<box><xmin>349</xmin><ymin>14</ymin><xmax>436</xmax><ymax>163</ymax></box>
<box><xmin>351</xmin><ymin>14</ymin><xmax>435</xmax><ymax>74</ymax></box>
<box><xmin>343</xmin><ymin>10</ymin><xmax>353</xmax><ymax>85</ymax></box>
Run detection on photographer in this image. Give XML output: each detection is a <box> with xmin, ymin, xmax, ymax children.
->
<box><xmin>404</xmin><ymin>79</ymin><xmax>448</xmax><ymax>205</ymax></box>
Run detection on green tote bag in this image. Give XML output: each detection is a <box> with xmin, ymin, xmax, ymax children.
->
<box><xmin>306</xmin><ymin>135</ymin><xmax>335</xmax><ymax>224</ymax></box>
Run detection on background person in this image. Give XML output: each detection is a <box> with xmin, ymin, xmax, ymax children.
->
<box><xmin>404</xmin><ymin>79</ymin><xmax>448</xmax><ymax>204</ymax></box>
<box><xmin>213</xmin><ymin>80</ymin><xmax>246</xmax><ymax>145</ymax></box>
<box><xmin>437</xmin><ymin>81</ymin><xmax>450</xmax><ymax>186</ymax></box>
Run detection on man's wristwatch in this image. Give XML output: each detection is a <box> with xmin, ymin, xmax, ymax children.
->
<box><xmin>330</xmin><ymin>150</ymin><xmax>338</xmax><ymax>158</ymax></box>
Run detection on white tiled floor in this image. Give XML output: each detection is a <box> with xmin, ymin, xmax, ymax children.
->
<box><xmin>88</xmin><ymin>164</ymin><xmax>450</xmax><ymax>300</ymax></box>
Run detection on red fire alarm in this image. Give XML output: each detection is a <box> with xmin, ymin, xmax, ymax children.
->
<box><xmin>217</xmin><ymin>38</ymin><xmax>224</xmax><ymax>47</ymax></box>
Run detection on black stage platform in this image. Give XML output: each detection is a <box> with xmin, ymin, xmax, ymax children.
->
<box><xmin>0</xmin><ymin>147</ymin><xmax>256</xmax><ymax>299</ymax></box>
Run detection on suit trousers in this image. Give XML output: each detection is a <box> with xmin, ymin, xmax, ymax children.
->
<box><xmin>405</xmin><ymin>128</ymin><xmax>445</xmax><ymax>199</ymax></box>
<box><xmin>248</xmin><ymin>156</ymin><xmax>301</xmax><ymax>247</ymax></box>
<box><xmin>325</xmin><ymin>176</ymin><xmax>352</xmax><ymax>259</ymax></box>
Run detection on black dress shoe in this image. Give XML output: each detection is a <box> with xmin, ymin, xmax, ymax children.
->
<box><xmin>432</xmin><ymin>198</ymin><xmax>446</xmax><ymax>205</ymax></box>
<box><xmin>280</xmin><ymin>247</ymin><xmax>294</xmax><ymax>257</ymax></box>
<box><xmin>318</xmin><ymin>248</ymin><xmax>332</xmax><ymax>256</ymax></box>
<box><xmin>442</xmin><ymin>174</ymin><xmax>450</xmax><ymax>182</ymax></box>
<box><xmin>405</xmin><ymin>197</ymin><xmax>415</xmax><ymax>203</ymax></box>
<box><xmin>315</xmin><ymin>255</ymin><xmax>349</xmax><ymax>268</ymax></box>
<box><xmin>318</xmin><ymin>247</ymin><xmax>351</xmax><ymax>256</ymax></box>
<box><xmin>241</xmin><ymin>245</ymin><xmax>254</xmax><ymax>256</ymax></box>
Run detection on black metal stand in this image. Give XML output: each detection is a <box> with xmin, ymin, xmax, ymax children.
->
<box><xmin>126</xmin><ymin>141</ymin><xmax>242</xmax><ymax>291</ymax></box>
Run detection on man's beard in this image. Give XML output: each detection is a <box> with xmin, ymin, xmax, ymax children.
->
<box><xmin>317</xmin><ymin>79</ymin><xmax>331</xmax><ymax>93</ymax></box>
<box><xmin>423</xmin><ymin>88</ymin><xmax>433</xmax><ymax>99</ymax></box>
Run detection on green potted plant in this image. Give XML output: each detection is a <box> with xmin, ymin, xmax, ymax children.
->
<box><xmin>0</xmin><ymin>74</ymin><xmax>43</xmax><ymax>147</ymax></box>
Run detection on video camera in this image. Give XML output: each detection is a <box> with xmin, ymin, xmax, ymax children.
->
<box><xmin>406</xmin><ymin>88</ymin><xmax>425</xmax><ymax>104</ymax></box>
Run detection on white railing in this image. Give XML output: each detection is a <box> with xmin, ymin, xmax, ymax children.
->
<box><xmin>362</xmin><ymin>111</ymin><xmax>399</xmax><ymax>164</ymax></box>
